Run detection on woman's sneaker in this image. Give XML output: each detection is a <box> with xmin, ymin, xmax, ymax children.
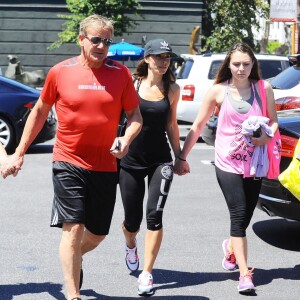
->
<box><xmin>238</xmin><ymin>268</ymin><xmax>255</xmax><ymax>293</ymax></box>
<box><xmin>222</xmin><ymin>239</ymin><xmax>238</xmax><ymax>271</ymax></box>
<box><xmin>138</xmin><ymin>272</ymin><xmax>154</xmax><ymax>296</ymax></box>
<box><xmin>125</xmin><ymin>239</ymin><xmax>139</xmax><ymax>272</ymax></box>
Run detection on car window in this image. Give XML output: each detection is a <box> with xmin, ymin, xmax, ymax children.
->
<box><xmin>270</xmin><ymin>66</ymin><xmax>300</xmax><ymax>89</ymax></box>
<box><xmin>208</xmin><ymin>60</ymin><xmax>223</xmax><ymax>80</ymax></box>
<box><xmin>258</xmin><ymin>60</ymin><xmax>288</xmax><ymax>79</ymax></box>
<box><xmin>177</xmin><ymin>60</ymin><xmax>193</xmax><ymax>79</ymax></box>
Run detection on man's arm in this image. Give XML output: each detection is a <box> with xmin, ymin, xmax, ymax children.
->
<box><xmin>110</xmin><ymin>106</ymin><xmax>142</xmax><ymax>159</ymax></box>
<box><xmin>1</xmin><ymin>98</ymin><xmax>52</xmax><ymax>178</ymax></box>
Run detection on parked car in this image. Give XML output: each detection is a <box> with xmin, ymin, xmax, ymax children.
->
<box><xmin>257</xmin><ymin>109</ymin><xmax>300</xmax><ymax>221</ymax></box>
<box><xmin>271</xmin><ymin>63</ymin><xmax>300</xmax><ymax>110</ymax></box>
<box><xmin>176</xmin><ymin>53</ymin><xmax>290</xmax><ymax>123</ymax></box>
<box><xmin>202</xmin><ymin>61</ymin><xmax>300</xmax><ymax>147</ymax></box>
<box><xmin>0</xmin><ymin>75</ymin><xmax>57</xmax><ymax>152</ymax></box>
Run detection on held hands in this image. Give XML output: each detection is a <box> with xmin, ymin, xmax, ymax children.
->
<box><xmin>174</xmin><ymin>157</ymin><xmax>190</xmax><ymax>176</ymax></box>
<box><xmin>0</xmin><ymin>153</ymin><xmax>24</xmax><ymax>179</ymax></box>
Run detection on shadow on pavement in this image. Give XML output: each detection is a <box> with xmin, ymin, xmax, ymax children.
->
<box><xmin>252</xmin><ymin>218</ymin><xmax>300</xmax><ymax>251</ymax></box>
<box><xmin>0</xmin><ymin>282</ymin><xmax>65</xmax><ymax>300</ymax></box>
<box><xmin>81</xmin><ymin>265</ymin><xmax>300</xmax><ymax>299</ymax></box>
<box><xmin>1</xmin><ymin>265</ymin><xmax>299</xmax><ymax>299</ymax></box>
<box><xmin>82</xmin><ymin>288</ymin><xmax>209</xmax><ymax>299</ymax></box>
<box><xmin>254</xmin><ymin>265</ymin><xmax>300</xmax><ymax>287</ymax></box>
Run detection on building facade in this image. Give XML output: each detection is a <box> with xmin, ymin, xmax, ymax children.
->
<box><xmin>0</xmin><ymin>0</ymin><xmax>204</xmax><ymax>74</ymax></box>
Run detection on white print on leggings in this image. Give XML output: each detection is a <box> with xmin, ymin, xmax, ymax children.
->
<box><xmin>156</xmin><ymin>165</ymin><xmax>173</xmax><ymax>211</ymax></box>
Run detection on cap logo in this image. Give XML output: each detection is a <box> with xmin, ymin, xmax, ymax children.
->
<box><xmin>160</xmin><ymin>41</ymin><xmax>170</xmax><ymax>51</ymax></box>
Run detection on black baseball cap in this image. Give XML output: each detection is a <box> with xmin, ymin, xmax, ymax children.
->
<box><xmin>144</xmin><ymin>39</ymin><xmax>177</xmax><ymax>57</ymax></box>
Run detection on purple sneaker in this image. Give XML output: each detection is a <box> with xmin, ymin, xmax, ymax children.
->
<box><xmin>238</xmin><ymin>268</ymin><xmax>255</xmax><ymax>293</ymax></box>
<box><xmin>222</xmin><ymin>239</ymin><xmax>237</xmax><ymax>271</ymax></box>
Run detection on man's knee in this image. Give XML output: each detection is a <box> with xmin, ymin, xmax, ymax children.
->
<box><xmin>62</xmin><ymin>223</ymin><xmax>85</xmax><ymax>245</ymax></box>
<box><xmin>84</xmin><ymin>230</ymin><xmax>106</xmax><ymax>247</ymax></box>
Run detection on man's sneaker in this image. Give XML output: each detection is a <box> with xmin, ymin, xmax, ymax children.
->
<box><xmin>238</xmin><ymin>268</ymin><xmax>255</xmax><ymax>293</ymax></box>
<box><xmin>222</xmin><ymin>239</ymin><xmax>238</xmax><ymax>271</ymax></box>
<box><xmin>138</xmin><ymin>272</ymin><xmax>154</xmax><ymax>296</ymax></box>
<box><xmin>125</xmin><ymin>239</ymin><xmax>139</xmax><ymax>272</ymax></box>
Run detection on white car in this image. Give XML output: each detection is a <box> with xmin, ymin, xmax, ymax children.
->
<box><xmin>176</xmin><ymin>53</ymin><xmax>290</xmax><ymax>123</ymax></box>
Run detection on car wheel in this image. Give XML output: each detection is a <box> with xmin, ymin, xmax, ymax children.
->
<box><xmin>0</xmin><ymin>116</ymin><xmax>16</xmax><ymax>153</ymax></box>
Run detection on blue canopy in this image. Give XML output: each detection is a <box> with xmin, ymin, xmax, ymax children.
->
<box><xmin>108</xmin><ymin>41</ymin><xmax>144</xmax><ymax>62</ymax></box>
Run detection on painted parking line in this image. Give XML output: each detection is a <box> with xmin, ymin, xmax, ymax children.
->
<box><xmin>201</xmin><ymin>160</ymin><xmax>215</xmax><ymax>165</ymax></box>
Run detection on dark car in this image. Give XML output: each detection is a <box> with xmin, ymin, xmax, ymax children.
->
<box><xmin>0</xmin><ymin>75</ymin><xmax>57</xmax><ymax>152</ymax></box>
<box><xmin>257</xmin><ymin>109</ymin><xmax>300</xmax><ymax>221</ymax></box>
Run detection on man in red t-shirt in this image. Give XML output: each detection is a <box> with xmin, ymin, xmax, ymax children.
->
<box><xmin>1</xmin><ymin>14</ymin><xmax>142</xmax><ymax>300</ymax></box>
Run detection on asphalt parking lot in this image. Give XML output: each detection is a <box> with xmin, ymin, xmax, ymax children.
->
<box><xmin>0</xmin><ymin>128</ymin><xmax>299</xmax><ymax>299</ymax></box>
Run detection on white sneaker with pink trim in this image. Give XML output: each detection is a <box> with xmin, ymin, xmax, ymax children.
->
<box><xmin>138</xmin><ymin>272</ymin><xmax>154</xmax><ymax>296</ymax></box>
<box><xmin>125</xmin><ymin>239</ymin><xmax>139</xmax><ymax>272</ymax></box>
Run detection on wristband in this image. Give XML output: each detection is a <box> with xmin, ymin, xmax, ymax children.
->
<box><xmin>177</xmin><ymin>156</ymin><xmax>186</xmax><ymax>162</ymax></box>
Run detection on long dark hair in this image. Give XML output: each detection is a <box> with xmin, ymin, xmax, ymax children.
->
<box><xmin>215</xmin><ymin>43</ymin><xmax>261</xmax><ymax>84</ymax></box>
<box><xmin>133</xmin><ymin>58</ymin><xmax>176</xmax><ymax>97</ymax></box>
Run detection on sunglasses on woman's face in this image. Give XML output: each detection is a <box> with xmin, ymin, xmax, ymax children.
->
<box><xmin>84</xmin><ymin>35</ymin><xmax>113</xmax><ymax>47</ymax></box>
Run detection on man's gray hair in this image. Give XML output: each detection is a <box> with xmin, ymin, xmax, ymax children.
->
<box><xmin>79</xmin><ymin>14</ymin><xmax>114</xmax><ymax>35</ymax></box>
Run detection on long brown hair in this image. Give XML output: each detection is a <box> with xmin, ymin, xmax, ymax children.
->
<box><xmin>133</xmin><ymin>58</ymin><xmax>176</xmax><ymax>97</ymax></box>
<box><xmin>215</xmin><ymin>43</ymin><xmax>261</xmax><ymax>84</ymax></box>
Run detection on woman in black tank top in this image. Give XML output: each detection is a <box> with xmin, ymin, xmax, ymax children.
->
<box><xmin>119</xmin><ymin>38</ymin><xmax>188</xmax><ymax>296</ymax></box>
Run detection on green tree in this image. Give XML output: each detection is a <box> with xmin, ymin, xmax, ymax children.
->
<box><xmin>48</xmin><ymin>0</ymin><xmax>141</xmax><ymax>50</ymax></box>
<box><xmin>201</xmin><ymin>0</ymin><xmax>269</xmax><ymax>52</ymax></box>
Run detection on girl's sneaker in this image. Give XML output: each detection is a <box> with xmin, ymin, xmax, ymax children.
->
<box><xmin>222</xmin><ymin>239</ymin><xmax>238</xmax><ymax>271</ymax></box>
<box><xmin>238</xmin><ymin>268</ymin><xmax>255</xmax><ymax>293</ymax></box>
<box><xmin>138</xmin><ymin>272</ymin><xmax>154</xmax><ymax>296</ymax></box>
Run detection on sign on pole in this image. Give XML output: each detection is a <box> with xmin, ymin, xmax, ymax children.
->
<box><xmin>270</xmin><ymin>0</ymin><xmax>297</xmax><ymax>22</ymax></box>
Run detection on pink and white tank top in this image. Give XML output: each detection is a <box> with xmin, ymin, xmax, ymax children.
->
<box><xmin>215</xmin><ymin>81</ymin><xmax>263</xmax><ymax>177</ymax></box>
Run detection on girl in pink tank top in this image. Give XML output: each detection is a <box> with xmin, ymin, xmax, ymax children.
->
<box><xmin>175</xmin><ymin>43</ymin><xmax>279</xmax><ymax>295</ymax></box>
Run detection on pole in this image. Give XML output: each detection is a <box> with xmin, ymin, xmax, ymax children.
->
<box><xmin>292</xmin><ymin>22</ymin><xmax>296</xmax><ymax>54</ymax></box>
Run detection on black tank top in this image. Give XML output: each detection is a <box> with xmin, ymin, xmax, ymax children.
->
<box><xmin>120</xmin><ymin>94</ymin><xmax>172</xmax><ymax>169</ymax></box>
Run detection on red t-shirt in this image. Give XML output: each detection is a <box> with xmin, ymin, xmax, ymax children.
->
<box><xmin>41</xmin><ymin>57</ymin><xmax>140</xmax><ymax>172</ymax></box>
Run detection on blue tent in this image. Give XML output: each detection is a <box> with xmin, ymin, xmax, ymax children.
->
<box><xmin>108</xmin><ymin>40</ymin><xmax>144</xmax><ymax>63</ymax></box>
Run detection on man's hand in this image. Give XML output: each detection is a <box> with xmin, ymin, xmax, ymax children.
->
<box><xmin>109</xmin><ymin>137</ymin><xmax>129</xmax><ymax>159</ymax></box>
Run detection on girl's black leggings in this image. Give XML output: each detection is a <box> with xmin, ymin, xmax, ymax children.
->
<box><xmin>119</xmin><ymin>163</ymin><xmax>173</xmax><ymax>232</ymax></box>
<box><xmin>215</xmin><ymin>166</ymin><xmax>262</xmax><ymax>237</ymax></box>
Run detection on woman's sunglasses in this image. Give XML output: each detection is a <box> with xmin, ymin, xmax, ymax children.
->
<box><xmin>84</xmin><ymin>36</ymin><xmax>113</xmax><ymax>47</ymax></box>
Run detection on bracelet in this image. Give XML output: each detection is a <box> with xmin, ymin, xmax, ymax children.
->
<box><xmin>177</xmin><ymin>156</ymin><xmax>186</xmax><ymax>162</ymax></box>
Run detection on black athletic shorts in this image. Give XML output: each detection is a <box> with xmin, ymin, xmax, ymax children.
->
<box><xmin>50</xmin><ymin>161</ymin><xmax>118</xmax><ymax>235</ymax></box>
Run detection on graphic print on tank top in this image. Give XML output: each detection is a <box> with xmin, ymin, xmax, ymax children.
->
<box><xmin>215</xmin><ymin>81</ymin><xmax>263</xmax><ymax>176</ymax></box>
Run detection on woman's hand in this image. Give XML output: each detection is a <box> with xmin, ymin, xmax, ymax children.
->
<box><xmin>251</xmin><ymin>130</ymin><xmax>272</xmax><ymax>147</ymax></box>
<box><xmin>174</xmin><ymin>158</ymin><xmax>190</xmax><ymax>175</ymax></box>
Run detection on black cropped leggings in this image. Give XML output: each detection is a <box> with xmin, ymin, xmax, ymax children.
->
<box><xmin>119</xmin><ymin>163</ymin><xmax>173</xmax><ymax>232</ymax></box>
<box><xmin>215</xmin><ymin>166</ymin><xmax>262</xmax><ymax>237</ymax></box>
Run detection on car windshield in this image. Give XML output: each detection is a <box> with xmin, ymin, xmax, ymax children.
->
<box><xmin>176</xmin><ymin>60</ymin><xmax>193</xmax><ymax>79</ymax></box>
<box><xmin>270</xmin><ymin>66</ymin><xmax>300</xmax><ymax>89</ymax></box>
<box><xmin>258</xmin><ymin>60</ymin><xmax>288</xmax><ymax>79</ymax></box>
